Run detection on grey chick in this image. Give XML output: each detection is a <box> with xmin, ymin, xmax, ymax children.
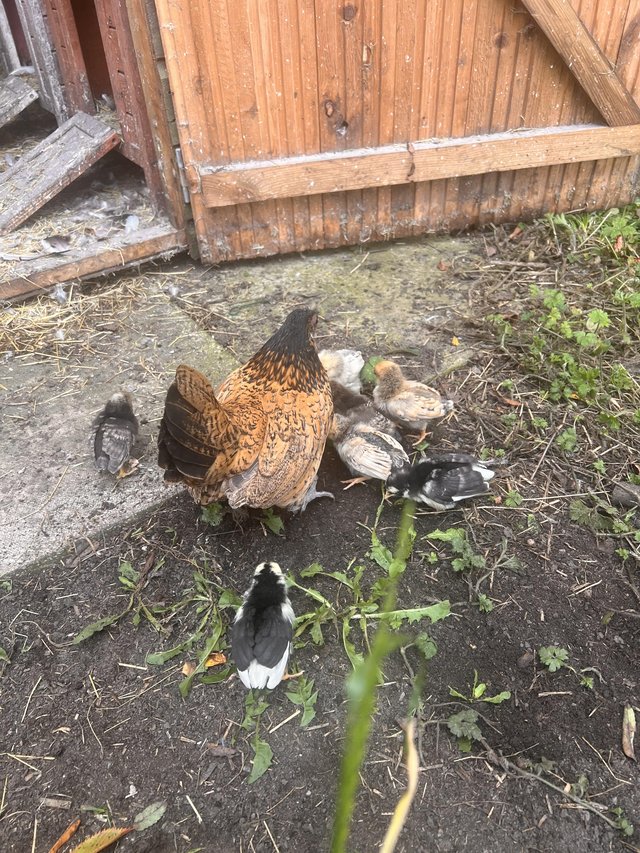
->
<box><xmin>386</xmin><ymin>453</ymin><xmax>495</xmax><ymax>510</ymax></box>
<box><xmin>331</xmin><ymin>381</ymin><xmax>402</xmax><ymax>438</ymax></box>
<box><xmin>91</xmin><ymin>391</ymin><xmax>139</xmax><ymax>475</ymax></box>
<box><xmin>331</xmin><ymin>412</ymin><xmax>410</xmax><ymax>488</ymax></box>
<box><xmin>330</xmin><ymin>381</ymin><xmax>409</xmax><ymax>487</ymax></box>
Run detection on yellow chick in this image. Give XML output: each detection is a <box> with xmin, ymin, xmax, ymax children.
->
<box><xmin>372</xmin><ymin>360</ymin><xmax>454</xmax><ymax>444</ymax></box>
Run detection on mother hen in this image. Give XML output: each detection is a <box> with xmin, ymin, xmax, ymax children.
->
<box><xmin>158</xmin><ymin>308</ymin><xmax>333</xmax><ymax>512</ymax></box>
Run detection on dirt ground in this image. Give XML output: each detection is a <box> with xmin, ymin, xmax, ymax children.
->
<box><xmin>1</xmin><ymin>227</ymin><xmax>639</xmax><ymax>853</ymax></box>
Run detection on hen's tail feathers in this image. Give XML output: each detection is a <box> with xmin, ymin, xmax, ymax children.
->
<box><xmin>158</xmin><ymin>365</ymin><xmax>230</xmax><ymax>482</ymax></box>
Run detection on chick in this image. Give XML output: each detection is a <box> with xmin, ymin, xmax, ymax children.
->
<box><xmin>372</xmin><ymin>360</ymin><xmax>454</xmax><ymax>444</ymax></box>
<box><xmin>231</xmin><ymin>562</ymin><xmax>294</xmax><ymax>690</ymax></box>
<box><xmin>386</xmin><ymin>453</ymin><xmax>495</xmax><ymax>510</ymax></box>
<box><xmin>331</xmin><ymin>381</ymin><xmax>401</xmax><ymax>437</ymax></box>
<box><xmin>331</xmin><ymin>411</ymin><xmax>410</xmax><ymax>488</ymax></box>
<box><xmin>91</xmin><ymin>391</ymin><xmax>139</xmax><ymax>475</ymax></box>
<box><xmin>319</xmin><ymin>348</ymin><xmax>365</xmax><ymax>394</ymax></box>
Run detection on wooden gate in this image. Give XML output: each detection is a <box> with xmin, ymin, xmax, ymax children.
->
<box><xmin>154</xmin><ymin>0</ymin><xmax>640</xmax><ymax>264</ymax></box>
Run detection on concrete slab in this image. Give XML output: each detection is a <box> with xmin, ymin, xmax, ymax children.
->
<box><xmin>0</xmin><ymin>235</ymin><xmax>479</xmax><ymax>574</ymax></box>
<box><xmin>0</xmin><ymin>281</ymin><xmax>238</xmax><ymax>574</ymax></box>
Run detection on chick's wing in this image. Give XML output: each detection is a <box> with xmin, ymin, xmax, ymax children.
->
<box><xmin>396</xmin><ymin>383</ymin><xmax>446</xmax><ymax>420</ymax></box>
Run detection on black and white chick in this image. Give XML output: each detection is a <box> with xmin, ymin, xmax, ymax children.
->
<box><xmin>91</xmin><ymin>391</ymin><xmax>139</xmax><ymax>475</ymax></box>
<box><xmin>231</xmin><ymin>562</ymin><xmax>294</xmax><ymax>690</ymax></box>
<box><xmin>319</xmin><ymin>348</ymin><xmax>365</xmax><ymax>394</ymax></box>
<box><xmin>386</xmin><ymin>453</ymin><xmax>495</xmax><ymax>510</ymax></box>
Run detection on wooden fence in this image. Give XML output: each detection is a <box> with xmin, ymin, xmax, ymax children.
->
<box><xmin>153</xmin><ymin>0</ymin><xmax>640</xmax><ymax>263</ymax></box>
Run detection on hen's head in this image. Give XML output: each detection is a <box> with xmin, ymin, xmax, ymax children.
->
<box><xmin>263</xmin><ymin>308</ymin><xmax>319</xmax><ymax>355</ymax></box>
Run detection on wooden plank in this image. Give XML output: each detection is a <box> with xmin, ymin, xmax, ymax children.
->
<box><xmin>520</xmin><ymin>0</ymin><xmax>640</xmax><ymax>126</ymax></box>
<box><xmin>42</xmin><ymin>0</ymin><xmax>94</xmax><ymax>115</ymax></box>
<box><xmin>124</xmin><ymin>0</ymin><xmax>188</xmax><ymax>231</ymax></box>
<box><xmin>200</xmin><ymin>123</ymin><xmax>640</xmax><ymax>207</ymax></box>
<box><xmin>0</xmin><ymin>2</ymin><xmax>21</xmax><ymax>74</ymax></box>
<box><xmin>94</xmin><ymin>0</ymin><xmax>163</xmax><ymax>204</ymax></box>
<box><xmin>315</xmin><ymin>0</ymin><xmax>348</xmax><ymax>247</ymax></box>
<box><xmin>0</xmin><ymin>225</ymin><xmax>187</xmax><ymax>301</ymax></box>
<box><xmin>359</xmin><ymin>0</ymin><xmax>383</xmax><ymax>242</ymax></box>
<box><xmin>15</xmin><ymin>0</ymin><xmax>68</xmax><ymax>122</ymax></box>
<box><xmin>0</xmin><ymin>75</ymin><xmax>38</xmax><ymax>128</ymax></box>
<box><xmin>0</xmin><ymin>111</ymin><xmax>120</xmax><ymax>234</ymax></box>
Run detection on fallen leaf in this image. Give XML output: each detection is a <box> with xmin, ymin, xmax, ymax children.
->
<box><xmin>68</xmin><ymin>827</ymin><xmax>132</xmax><ymax>853</ymax></box>
<box><xmin>133</xmin><ymin>801</ymin><xmax>167</xmax><ymax>831</ymax></box>
<box><xmin>493</xmin><ymin>495</ymin><xmax>503</xmax><ymax>505</ymax></box>
<box><xmin>205</xmin><ymin>652</ymin><xmax>227</xmax><ymax>668</ymax></box>
<box><xmin>494</xmin><ymin>391</ymin><xmax>521</xmax><ymax>407</ymax></box>
<box><xmin>437</xmin><ymin>258</ymin><xmax>450</xmax><ymax>271</ymax></box>
<box><xmin>622</xmin><ymin>704</ymin><xmax>636</xmax><ymax>760</ymax></box>
<box><xmin>485</xmin><ymin>245</ymin><xmax>497</xmax><ymax>257</ymax></box>
<box><xmin>181</xmin><ymin>662</ymin><xmax>196</xmax><ymax>677</ymax></box>
<box><xmin>614</xmin><ymin>235</ymin><xmax>625</xmax><ymax>253</ymax></box>
<box><xmin>508</xmin><ymin>225</ymin><xmax>524</xmax><ymax>241</ymax></box>
<box><xmin>451</xmin><ymin>336</ymin><xmax>460</xmax><ymax>346</ymax></box>
<box><xmin>47</xmin><ymin>818</ymin><xmax>81</xmax><ymax>853</ymax></box>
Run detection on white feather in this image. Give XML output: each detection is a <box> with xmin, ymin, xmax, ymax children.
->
<box><xmin>238</xmin><ymin>645</ymin><xmax>291</xmax><ymax>690</ymax></box>
<box><xmin>472</xmin><ymin>464</ymin><xmax>495</xmax><ymax>481</ymax></box>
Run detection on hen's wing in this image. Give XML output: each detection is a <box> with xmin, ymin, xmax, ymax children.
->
<box><xmin>224</xmin><ymin>384</ymin><xmax>332</xmax><ymax>509</ymax></box>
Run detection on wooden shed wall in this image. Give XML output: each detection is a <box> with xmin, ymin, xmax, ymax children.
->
<box><xmin>155</xmin><ymin>0</ymin><xmax>640</xmax><ymax>263</ymax></box>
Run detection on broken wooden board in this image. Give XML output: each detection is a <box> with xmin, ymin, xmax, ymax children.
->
<box><xmin>0</xmin><ymin>76</ymin><xmax>39</xmax><ymax>129</ymax></box>
<box><xmin>0</xmin><ymin>223</ymin><xmax>187</xmax><ymax>301</ymax></box>
<box><xmin>0</xmin><ymin>111</ymin><xmax>120</xmax><ymax>235</ymax></box>
<box><xmin>14</xmin><ymin>0</ymin><xmax>68</xmax><ymax>122</ymax></box>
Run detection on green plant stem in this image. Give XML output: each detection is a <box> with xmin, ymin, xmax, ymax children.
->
<box><xmin>330</xmin><ymin>500</ymin><xmax>416</xmax><ymax>853</ymax></box>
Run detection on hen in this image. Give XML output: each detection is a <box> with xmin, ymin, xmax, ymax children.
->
<box><xmin>158</xmin><ymin>308</ymin><xmax>333</xmax><ymax>511</ymax></box>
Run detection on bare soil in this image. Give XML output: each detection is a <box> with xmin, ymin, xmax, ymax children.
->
<box><xmin>1</xmin><ymin>231</ymin><xmax>639</xmax><ymax>853</ymax></box>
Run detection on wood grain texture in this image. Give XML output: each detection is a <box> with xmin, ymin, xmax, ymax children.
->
<box><xmin>0</xmin><ymin>111</ymin><xmax>120</xmax><ymax>235</ymax></box>
<box><xmin>1</xmin><ymin>226</ymin><xmax>187</xmax><ymax>301</ymax></box>
<box><xmin>42</xmin><ymin>0</ymin><xmax>94</xmax><ymax>115</ymax></box>
<box><xmin>200</xmin><ymin>124</ymin><xmax>640</xmax><ymax>207</ymax></box>
<box><xmin>0</xmin><ymin>75</ymin><xmax>38</xmax><ymax>128</ymax></box>
<box><xmin>94</xmin><ymin>0</ymin><xmax>163</xmax><ymax>204</ymax></box>
<box><xmin>125</xmin><ymin>0</ymin><xmax>188</xmax><ymax>230</ymax></box>
<box><xmin>521</xmin><ymin>0</ymin><xmax>640</xmax><ymax>125</ymax></box>
<box><xmin>153</xmin><ymin>0</ymin><xmax>640</xmax><ymax>262</ymax></box>
<box><xmin>15</xmin><ymin>0</ymin><xmax>68</xmax><ymax>121</ymax></box>
<box><xmin>0</xmin><ymin>1</ymin><xmax>20</xmax><ymax>74</ymax></box>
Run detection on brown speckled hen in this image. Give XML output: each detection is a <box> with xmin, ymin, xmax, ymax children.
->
<box><xmin>158</xmin><ymin>309</ymin><xmax>333</xmax><ymax>511</ymax></box>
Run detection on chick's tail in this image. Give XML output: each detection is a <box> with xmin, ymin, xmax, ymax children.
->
<box><xmin>158</xmin><ymin>365</ymin><xmax>233</xmax><ymax>483</ymax></box>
